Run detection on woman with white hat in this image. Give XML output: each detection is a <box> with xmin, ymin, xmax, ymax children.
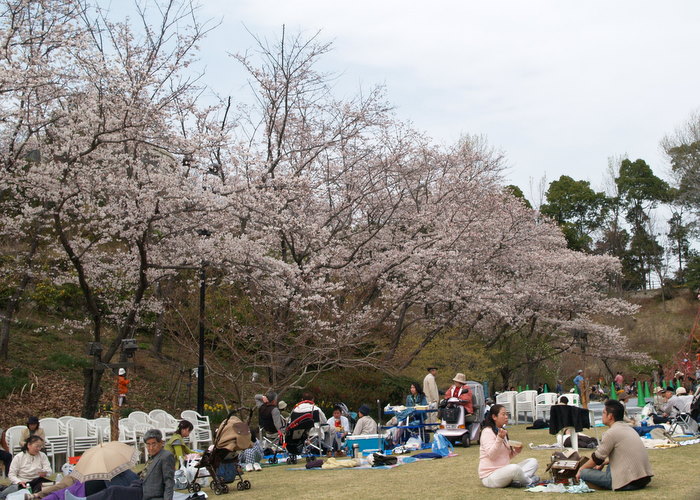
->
<box><xmin>444</xmin><ymin>373</ymin><xmax>473</xmax><ymax>415</ymax></box>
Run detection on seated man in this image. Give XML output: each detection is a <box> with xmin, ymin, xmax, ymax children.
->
<box><xmin>352</xmin><ymin>405</ymin><xmax>378</xmax><ymax>435</ymax></box>
<box><xmin>259</xmin><ymin>390</ymin><xmax>285</xmax><ymax>441</ymax></box>
<box><xmin>444</xmin><ymin>372</ymin><xmax>473</xmax><ymax>414</ymax></box>
<box><xmin>652</xmin><ymin>386</ymin><xmax>684</xmax><ymax>423</ymax></box>
<box><xmin>82</xmin><ymin>428</ymin><xmax>174</xmax><ymax>500</ymax></box>
<box><xmin>576</xmin><ymin>400</ymin><xmax>653</xmax><ymax>491</ymax></box>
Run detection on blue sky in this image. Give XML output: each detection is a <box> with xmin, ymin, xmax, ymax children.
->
<box><xmin>119</xmin><ymin>0</ymin><xmax>700</xmax><ymax>199</ymax></box>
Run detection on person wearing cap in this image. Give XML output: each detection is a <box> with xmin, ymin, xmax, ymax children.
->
<box><xmin>19</xmin><ymin>416</ymin><xmax>46</xmax><ymax>448</ymax></box>
<box><xmin>444</xmin><ymin>373</ymin><xmax>473</xmax><ymax>414</ymax></box>
<box><xmin>652</xmin><ymin>387</ymin><xmax>686</xmax><ymax>423</ymax></box>
<box><xmin>352</xmin><ymin>405</ymin><xmax>378</xmax><ymax>435</ymax></box>
<box><xmin>674</xmin><ymin>387</ymin><xmax>693</xmax><ymax>414</ymax></box>
<box><xmin>259</xmin><ymin>391</ymin><xmax>285</xmax><ymax>442</ymax></box>
<box><xmin>278</xmin><ymin>400</ymin><xmax>290</xmax><ymax>419</ymax></box>
<box><xmin>117</xmin><ymin>368</ymin><xmax>130</xmax><ymax>407</ymax></box>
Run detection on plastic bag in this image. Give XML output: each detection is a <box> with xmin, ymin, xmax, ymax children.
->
<box><xmin>431</xmin><ymin>433</ymin><xmax>453</xmax><ymax>457</ymax></box>
<box><xmin>405</xmin><ymin>436</ymin><xmax>422</xmax><ymax>450</ymax></box>
<box><xmin>174</xmin><ymin>468</ymin><xmax>188</xmax><ymax>490</ymax></box>
<box><xmin>6</xmin><ymin>489</ymin><xmax>31</xmax><ymax>500</ymax></box>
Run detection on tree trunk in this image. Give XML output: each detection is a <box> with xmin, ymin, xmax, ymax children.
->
<box><xmin>82</xmin><ymin>363</ymin><xmax>104</xmax><ymax>418</ymax></box>
<box><xmin>499</xmin><ymin>366</ymin><xmax>512</xmax><ymax>392</ymax></box>
<box><xmin>0</xmin><ymin>235</ymin><xmax>38</xmax><ymax>359</ymax></box>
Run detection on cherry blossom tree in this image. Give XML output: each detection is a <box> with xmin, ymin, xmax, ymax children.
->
<box><xmin>0</xmin><ymin>0</ymin><xmax>223</xmax><ymax>416</ymax></box>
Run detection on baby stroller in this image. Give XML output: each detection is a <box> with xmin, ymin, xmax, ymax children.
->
<box><xmin>189</xmin><ymin>414</ymin><xmax>253</xmax><ymax>494</ymax></box>
<box><xmin>285</xmin><ymin>404</ymin><xmax>326</xmax><ymax>461</ymax></box>
<box><xmin>262</xmin><ymin>429</ymin><xmax>290</xmax><ymax>465</ymax></box>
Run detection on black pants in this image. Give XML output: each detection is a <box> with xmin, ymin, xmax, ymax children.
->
<box><xmin>86</xmin><ymin>484</ymin><xmax>143</xmax><ymax>500</ymax></box>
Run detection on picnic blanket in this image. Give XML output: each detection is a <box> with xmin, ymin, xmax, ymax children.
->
<box><xmin>526</xmin><ymin>481</ymin><xmax>595</xmax><ymax>494</ymax></box>
<box><xmin>289</xmin><ymin>452</ymin><xmax>456</xmax><ymax>471</ymax></box>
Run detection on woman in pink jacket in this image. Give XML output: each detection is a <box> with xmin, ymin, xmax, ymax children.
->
<box><xmin>478</xmin><ymin>404</ymin><xmax>539</xmax><ymax>488</ymax></box>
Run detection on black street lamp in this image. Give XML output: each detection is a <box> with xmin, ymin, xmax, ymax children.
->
<box><xmin>197</xmin><ymin>263</ymin><xmax>206</xmax><ymax>415</ymax></box>
<box><xmin>195</xmin><ymin>228</ymin><xmax>211</xmax><ymax>415</ymax></box>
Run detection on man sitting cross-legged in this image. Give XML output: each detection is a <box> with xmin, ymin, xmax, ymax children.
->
<box><xmin>576</xmin><ymin>399</ymin><xmax>653</xmax><ymax>491</ymax></box>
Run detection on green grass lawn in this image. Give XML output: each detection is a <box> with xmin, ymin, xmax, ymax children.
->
<box><xmin>214</xmin><ymin>425</ymin><xmax>699</xmax><ymax>500</ymax></box>
<box><xmin>2</xmin><ymin>425</ymin><xmax>697</xmax><ymax>499</ymax></box>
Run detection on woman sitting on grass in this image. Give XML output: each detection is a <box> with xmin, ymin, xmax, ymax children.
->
<box><xmin>0</xmin><ymin>435</ymin><xmax>52</xmax><ymax>498</ymax></box>
<box><xmin>478</xmin><ymin>404</ymin><xmax>539</xmax><ymax>488</ymax></box>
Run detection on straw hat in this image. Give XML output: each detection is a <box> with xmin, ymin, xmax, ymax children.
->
<box><xmin>452</xmin><ymin>373</ymin><xmax>467</xmax><ymax>384</ymax></box>
<box><xmin>676</xmin><ymin>387</ymin><xmax>687</xmax><ymax>395</ymax></box>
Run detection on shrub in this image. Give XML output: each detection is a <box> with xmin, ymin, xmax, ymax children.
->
<box><xmin>44</xmin><ymin>352</ymin><xmax>91</xmax><ymax>370</ymax></box>
<box><xmin>0</xmin><ymin>367</ymin><xmax>30</xmax><ymax>398</ymax></box>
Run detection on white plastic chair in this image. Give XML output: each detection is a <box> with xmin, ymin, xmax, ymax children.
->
<box><xmin>181</xmin><ymin>410</ymin><xmax>213</xmax><ymax>450</ymax></box>
<box><xmin>148</xmin><ymin>410</ymin><xmax>178</xmax><ymax>432</ymax></box>
<box><xmin>118</xmin><ymin>418</ymin><xmax>137</xmax><ymax>432</ymax></box>
<box><xmin>495</xmin><ymin>391</ymin><xmax>517</xmax><ymax>424</ymax></box>
<box><xmin>535</xmin><ymin>393</ymin><xmax>558</xmax><ymax>421</ymax></box>
<box><xmin>91</xmin><ymin>418</ymin><xmax>111</xmax><ymax>442</ymax></box>
<box><xmin>66</xmin><ymin>418</ymin><xmax>98</xmax><ymax>455</ymax></box>
<box><xmin>128</xmin><ymin>411</ymin><xmax>156</xmax><ymax>425</ymax></box>
<box><xmin>58</xmin><ymin>416</ymin><xmax>77</xmax><ymax>426</ymax></box>
<box><xmin>40</xmin><ymin>418</ymin><xmax>69</xmax><ymax>470</ymax></box>
<box><xmin>515</xmin><ymin>391</ymin><xmax>538</xmax><ymax>423</ymax></box>
<box><xmin>6</xmin><ymin>425</ymin><xmax>25</xmax><ymax>454</ymax></box>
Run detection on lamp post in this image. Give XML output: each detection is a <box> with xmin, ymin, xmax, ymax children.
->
<box><xmin>195</xmin><ymin>228</ymin><xmax>211</xmax><ymax>415</ymax></box>
<box><xmin>197</xmin><ymin>263</ymin><xmax>206</xmax><ymax>415</ymax></box>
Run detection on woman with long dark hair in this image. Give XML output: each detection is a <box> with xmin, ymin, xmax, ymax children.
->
<box><xmin>478</xmin><ymin>404</ymin><xmax>539</xmax><ymax>488</ymax></box>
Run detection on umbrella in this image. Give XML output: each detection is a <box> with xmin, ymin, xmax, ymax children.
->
<box><xmin>72</xmin><ymin>441</ymin><xmax>138</xmax><ymax>482</ymax></box>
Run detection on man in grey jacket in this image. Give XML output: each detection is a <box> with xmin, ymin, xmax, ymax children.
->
<box><xmin>82</xmin><ymin>429</ymin><xmax>175</xmax><ymax>500</ymax></box>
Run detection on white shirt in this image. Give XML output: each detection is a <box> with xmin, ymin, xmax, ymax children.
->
<box><xmin>9</xmin><ymin>451</ymin><xmax>52</xmax><ymax>483</ymax></box>
<box><xmin>328</xmin><ymin>415</ymin><xmax>350</xmax><ymax>434</ymax></box>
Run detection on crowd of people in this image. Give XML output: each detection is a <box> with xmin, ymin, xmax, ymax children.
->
<box><xmin>3</xmin><ymin>365</ymin><xmax>697</xmax><ymax>496</ymax></box>
<box><xmin>0</xmin><ymin>417</ymin><xmax>190</xmax><ymax>500</ymax></box>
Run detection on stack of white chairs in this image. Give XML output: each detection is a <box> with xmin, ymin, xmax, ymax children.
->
<box><xmin>5</xmin><ymin>425</ymin><xmax>25</xmax><ymax>455</ymax></box>
<box><xmin>91</xmin><ymin>417</ymin><xmax>112</xmax><ymax>443</ymax></box>
<box><xmin>535</xmin><ymin>393</ymin><xmax>558</xmax><ymax>421</ymax></box>
<box><xmin>40</xmin><ymin>418</ymin><xmax>70</xmax><ymax>470</ymax></box>
<box><xmin>181</xmin><ymin>410</ymin><xmax>213</xmax><ymax>450</ymax></box>
<box><xmin>148</xmin><ymin>410</ymin><xmax>178</xmax><ymax>437</ymax></box>
<box><xmin>58</xmin><ymin>416</ymin><xmax>77</xmax><ymax>426</ymax></box>
<box><xmin>495</xmin><ymin>391</ymin><xmax>517</xmax><ymax>424</ymax></box>
<box><xmin>515</xmin><ymin>390</ymin><xmax>538</xmax><ymax>423</ymax></box>
<box><xmin>127</xmin><ymin>411</ymin><xmax>153</xmax><ymax>425</ymax></box>
<box><xmin>66</xmin><ymin>417</ymin><xmax>98</xmax><ymax>456</ymax></box>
